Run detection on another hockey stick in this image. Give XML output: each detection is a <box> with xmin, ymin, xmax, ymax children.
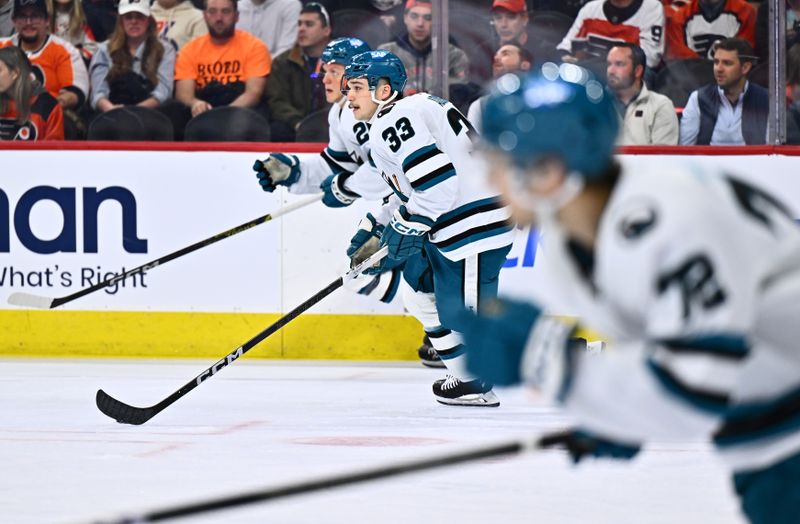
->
<box><xmin>90</xmin><ymin>435</ymin><xmax>542</xmax><ymax>523</ymax></box>
<box><xmin>95</xmin><ymin>247</ymin><xmax>388</xmax><ymax>426</ymax></box>
<box><xmin>7</xmin><ymin>194</ymin><xmax>323</xmax><ymax>310</ymax></box>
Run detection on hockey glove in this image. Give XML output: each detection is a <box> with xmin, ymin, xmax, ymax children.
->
<box><xmin>253</xmin><ymin>153</ymin><xmax>300</xmax><ymax>192</ymax></box>
<box><xmin>374</xmin><ymin>206</ymin><xmax>432</xmax><ymax>274</ymax></box>
<box><xmin>321</xmin><ymin>173</ymin><xmax>359</xmax><ymax>208</ymax></box>
<box><xmin>539</xmin><ymin>429</ymin><xmax>641</xmax><ymax>464</ymax></box>
<box><xmin>460</xmin><ymin>298</ymin><xmax>575</xmax><ymax>392</ymax></box>
<box><xmin>347</xmin><ymin>213</ymin><xmax>384</xmax><ymax>268</ymax></box>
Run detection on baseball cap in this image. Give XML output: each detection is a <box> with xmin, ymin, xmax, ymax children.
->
<box><xmin>13</xmin><ymin>0</ymin><xmax>48</xmax><ymax>18</ymax></box>
<box><xmin>118</xmin><ymin>0</ymin><xmax>151</xmax><ymax>17</ymax></box>
<box><xmin>405</xmin><ymin>0</ymin><xmax>432</xmax><ymax>9</ymax></box>
<box><xmin>491</xmin><ymin>0</ymin><xmax>526</xmax><ymax>14</ymax></box>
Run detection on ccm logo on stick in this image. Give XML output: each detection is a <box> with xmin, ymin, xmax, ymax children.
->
<box><xmin>0</xmin><ymin>186</ymin><xmax>148</xmax><ymax>254</ymax></box>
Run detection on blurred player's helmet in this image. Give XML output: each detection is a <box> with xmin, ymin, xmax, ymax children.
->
<box><xmin>482</xmin><ymin>63</ymin><xmax>619</xmax><ymax>179</ymax></box>
<box><xmin>322</xmin><ymin>37</ymin><xmax>371</xmax><ymax>65</ymax></box>
<box><xmin>343</xmin><ymin>50</ymin><xmax>407</xmax><ymax>93</ymax></box>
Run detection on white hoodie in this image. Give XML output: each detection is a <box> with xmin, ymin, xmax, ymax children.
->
<box><xmin>237</xmin><ymin>0</ymin><xmax>300</xmax><ymax>57</ymax></box>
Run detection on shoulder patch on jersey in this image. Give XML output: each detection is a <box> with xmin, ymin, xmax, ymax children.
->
<box><xmin>617</xmin><ymin>201</ymin><xmax>659</xmax><ymax>240</ymax></box>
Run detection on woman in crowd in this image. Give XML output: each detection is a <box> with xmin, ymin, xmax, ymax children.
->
<box><xmin>89</xmin><ymin>0</ymin><xmax>174</xmax><ymax>113</ymax></box>
<box><xmin>50</xmin><ymin>0</ymin><xmax>98</xmax><ymax>62</ymax></box>
<box><xmin>0</xmin><ymin>45</ymin><xmax>64</xmax><ymax>140</ymax></box>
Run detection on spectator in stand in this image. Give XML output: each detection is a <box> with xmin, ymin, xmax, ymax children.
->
<box><xmin>89</xmin><ymin>0</ymin><xmax>175</xmax><ymax>113</ymax></box>
<box><xmin>1</xmin><ymin>0</ymin><xmax>13</xmax><ymax>37</ymax></box>
<box><xmin>329</xmin><ymin>0</ymin><xmax>404</xmax><ymax>35</ymax></box>
<box><xmin>266</xmin><ymin>2</ymin><xmax>331</xmax><ymax>141</ymax></box>
<box><xmin>81</xmin><ymin>0</ymin><xmax>117</xmax><ymax>42</ymax></box>
<box><xmin>558</xmin><ymin>0</ymin><xmax>665</xmax><ymax>70</ymax></box>
<box><xmin>607</xmin><ymin>43</ymin><xmax>678</xmax><ymax>144</ymax></box>
<box><xmin>174</xmin><ymin>0</ymin><xmax>271</xmax><ymax>119</ymax></box>
<box><xmin>680</xmin><ymin>37</ymin><xmax>766</xmax><ymax>145</ymax></box>
<box><xmin>467</xmin><ymin>43</ymin><xmax>532</xmax><ymax>131</ymax></box>
<box><xmin>51</xmin><ymin>0</ymin><xmax>98</xmax><ymax>62</ymax></box>
<box><xmin>1</xmin><ymin>0</ymin><xmax>89</xmax><ymax>138</ymax></box>
<box><xmin>378</xmin><ymin>0</ymin><xmax>469</xmax><ymax>96</ymax></box>
<box><xmin>238</xmin><ymin>0</ymin><xmax>300</xmax><ymax>57</ymax></box>
<box><xmin>151</xmin><ymin>0</ymin><xmax>207</xmax><ymax>51</ymax></box>
<box><xmin>0</xmin><ymin>45</ymin><xmax>63</xmax><ymax>139</ymax></box>
<box><xmin>755</xmin><ymin>0</ymin><xmax>800</xmax><ymax>62</ymax></box>
<box><xmin>531</xmin><ymin>0</ymin><xmax>592</xmax><ymax>18</ymax></box>
<box><xmin>666</xmin><ymin>0</ymin><xmax>755</xmax><ymax>61</ymax></box>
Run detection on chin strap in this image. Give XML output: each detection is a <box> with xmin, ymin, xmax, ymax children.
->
<box><xmin>368</xmin><ymin>89</ymin><xmax>399</xmax><ymax>123</ymax></box>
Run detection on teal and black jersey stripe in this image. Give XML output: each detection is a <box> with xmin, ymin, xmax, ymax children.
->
<box><xmin>402</xmin><ymin>144</ymin><xmax>457</xmax><ymax>191</ymax></box>
<box><xmin>434</xmin><ymin>221</ymin><xmax>514</xmax><ymax>251</ymax></box>
<box><xmin>321</xmin><ymin>147</ymin><xmax>356</xmax><ymax>175</ymax></box>
<box><xmin>647</xmin><ymin>358</ymin><xmax>731</xmax><ymax>414</ymax></box>
<box><xmin>432</xmin><ymin>199</ymin><xmax>505</xmax><ymax>232</ymax></box>
<box><xmin>657</xmin><ymin>334</ymin><xmax>750</xmax><ymax>361</ymax></box>
<box><xmin>715</xmin><ymin>384</ymin><xmax>800</xmax><ymax>447</ymax></box>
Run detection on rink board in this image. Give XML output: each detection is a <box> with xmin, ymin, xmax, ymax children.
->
<box><xmin>1</xmin><ymin>145</ymin><xmax>799</xmax><ymax>358</ymax></box>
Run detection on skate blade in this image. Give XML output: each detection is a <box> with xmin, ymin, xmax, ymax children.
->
<box><xmin>435</xmin><ymin>391</ymin><xmax>500</xmax><ymax>407</ymax></box>
<box><xmin>420</xmin><ymin>360</ymin><xmax>446</xmax><ymax>369</ymax></box>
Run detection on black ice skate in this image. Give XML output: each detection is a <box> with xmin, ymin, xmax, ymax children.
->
<box><xmin>432</xmin><ymin>375</ymin><xmax>499</xmax><ymax>407</ymax></box>
<box><xmin>418</xmin><ymin>335</ymin><xmax>445</xmax><ymax>368</ymax></box>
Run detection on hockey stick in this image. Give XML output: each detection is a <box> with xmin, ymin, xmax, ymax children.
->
<box><xmin>95</xmin><ymin>247</ymin><xmax>388</xmax><ymax>426</ymax></box>
<box><xmin>7</xmin><ymin>193</ymin><xmax>323</xmax><ymax>310</ymax></box>
<box><xmin>90</xmin><ymin>435</ymin><xmax>543</xmax><ymax>523</ymax></box>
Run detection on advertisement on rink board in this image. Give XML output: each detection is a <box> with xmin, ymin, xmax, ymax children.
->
<box><xmin>1</xmin><ymin>150</ymin><xmax>800</xmax><ymax>318</ymax></box>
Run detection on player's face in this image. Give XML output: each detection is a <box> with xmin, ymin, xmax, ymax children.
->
<box><xmin>13</xmin><ymin>8</ymin><xmax>48</xmax><ymax>44</ymax></box>
<box><xmin>297</xmin><ymin>13</ymin><xmax>330</xmax><ymax>49</ymax></box>
<box><xmin>714</xmin><ymin>49</ymin><xmax>749</xmax><ymax>90</ymax></box>
<box><xmin>404</xmin><ymin>6</ymin><xmax>432</xmax><ymax>46</ymax></box>
<box><xmin>204</xmin><ymin>0</ymin><xmax>238</xmax><ymax>40</ymax></box>
<box><xmin>0</xmin><ymin>61</ymin><xmax>20</xmax><ymax>95</ymax></box>
<box><xmin>345</xmin><ymin>78</ymin><xmax>379</xmax><ymax>121</ymax></box>
<box><xmin>493</xmin><ymin>45</ymin><xmax>523</xmax><ymax>78</ymax></box>
<box><xmin>491</xmin><ymin>9</ymin><xmax>528</xmax><ymax>44</ymax></box>
<box><xmin>121</xmin><ymin>12</ymin><xmax>150</xmax><ymax>41</ymax></box>
<box><xmin>322</xmin><ymin>62</ymin><xmax>345</xmax><ymax>103</ymax></box>
<box><xmin>606</xmin><ymin>47</ymin><xmax>637</xmax><ymax>91</ymax></box>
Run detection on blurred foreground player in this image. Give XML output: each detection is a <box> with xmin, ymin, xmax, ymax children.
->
<box><xmin>252</xmin><ymin>38</ymin><xmax>442</xmax><ymax>367</ymax></box>
<box><xmin>462</xmin><ymin>64</ymin><xmax>800</xmax><ymax>523</ymax></box>
<box><xmin>342</xmin><ymin>50</ymin><xmax>515</xmax><ymax>406</ymax></box>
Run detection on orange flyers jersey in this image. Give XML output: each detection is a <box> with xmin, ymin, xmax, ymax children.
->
<box><xmin>558</xmin><ymin>0</ymin><xmax>665</xmax><ymax>68</ymax></box>
<box><xmin>0</xmin><ymin>35</ymin><xmax>90</xmax><ymax>104</ymax></box>
<box><xmin>666</xmin><ymin>0</ymin><xmax>756</xmax><ymax>60</ymax></box>
<box><xmin>175</xmin><ymin>29</ymin><xmax>271</xmax><ymax>90</ymax></box>
<box><xmin>0</xmin><ymin>91</ymin><xmax>64</xmax><ymax>141</ymax></box>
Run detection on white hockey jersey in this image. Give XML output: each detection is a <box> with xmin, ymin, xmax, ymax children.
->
<box><xmin>543</xmin><ymin>161</ymin><xmax>800</xmax><ymax>472</ymax></box>
<box><xmin>290</xmin><ymin>98</ymin><xmax>391</xmax><ymax>200</ymax></box>
<box><xmin>368</xmin><ymin>93</ymin><xmax>515</xmax><ymax>261</ymax></box>
<box><xmin>557</xmin><ymin>0</ymin><xmax>665</xmax><ymax>68</ymax></box>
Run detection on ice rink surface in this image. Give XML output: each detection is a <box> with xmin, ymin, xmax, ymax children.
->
<box><xmin>1</xmin><ymin>358</ymin><xmax>745</xmax><ymax>524</ymax></box>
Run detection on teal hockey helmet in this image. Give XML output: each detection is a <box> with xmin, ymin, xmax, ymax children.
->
<box><xmin>343</xmin><ymin>50</ymin><xmax>407</xmax><ymax>93</ymax></box>
<box><xmin>321</xmin><ymin>37</ymin><xmax>371</xmax><ymax>66</ymax></box>
<box><xmin>481</xmin><ymin>63</ymin><xmax>619</xmax><ymax>179</ymax></box>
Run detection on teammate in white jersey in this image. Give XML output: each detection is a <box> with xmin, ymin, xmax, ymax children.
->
<box><xmin>342</xmin><ymin>50</ymin><xmax>516</xmax><ymax>406</ymax></box>
<box><xmin>251</xmin><ymin>38</ymin><xmax>440</xmax><ymax>365</ymax></box>
<box><xmin>462</xmin><ymin>64</ymin><xmax>800</xmax><ymax>523</ymax></box>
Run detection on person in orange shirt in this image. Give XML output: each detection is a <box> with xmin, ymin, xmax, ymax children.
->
<box><xmin>666</xmin><ymin>0</ymin><xmax>756</xmax><ymax>60</ymax></box>
<box><xmin>174</xmin><ymin>0</ymin><xmax>271</xmax><ymax>118</ymax></box>
<box><xmin>0</xmin><ymin>45</ymin><xmax>64</xmax><ymax>140</ymax></box>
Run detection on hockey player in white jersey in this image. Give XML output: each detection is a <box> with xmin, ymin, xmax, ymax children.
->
<box><xmin>342</xmin><ymin>50</ymin><xmax>516</xmax><ymax>406</ymax></box>
<box><xmin>462</xmin><ymin>64</ymin><xmax>800</xmax><ymax>523</ymax></box>
<box><xmin>250</xmin><ymin>37</ymin><xmax>441</xmax><ymax>366</ymax></box>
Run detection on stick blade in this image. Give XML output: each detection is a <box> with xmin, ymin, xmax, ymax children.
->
<box><xmin>7</xmin><ymin>292</ymin><xmax>55</xmax><ymax>309</ymax></box>
<box><xmin>96</xmin><ymin>389</ymin><xmax>158</xmax><ymax>426</ymax></box>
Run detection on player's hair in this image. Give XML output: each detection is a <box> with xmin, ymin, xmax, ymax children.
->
<box><xmin>714</xmin><ymin>38</ymin><xmax>757</xmax><ymax>65</ymax></box>
<box><xmin>46</xmin><ymin>0</ymin><xmax>90</xmax><ymax>42</ymax></box>
<box><xmin>611</xmin><ymin>43</ymin><xmax>646</xmax><ymax>73</ymax></box>
<box><xmin>203</xmin><ymin>0</ymin><xmax>237</xmax><ymax>11</ymax></box>
<box><xmin>107</xmin><ymin>15</ymin><xmax>165</xmax><ymax>88</ymax></box>
<box><xmin>0</xmin><ymin>46</ymin><xmax>36</xmax><ymax>125</ymax></box>
<box><xmin>301</xmin><ymin>2</ymin><xmax>331</xmax><ymax>27</ymax></box>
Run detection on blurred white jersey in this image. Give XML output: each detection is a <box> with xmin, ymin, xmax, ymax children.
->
<box><xmin>291</xmin><ymin>99</ymin><xmax>390</xmax><ymax>200</ymax></box>
<box><xmin>368</xmin><ymin>93</ymin><xmax>515</xmax><ymax>261</ymax></box>
<box><xmin>546</xmin><ymin>161</ymin><xmax>800</xmax><ymax>472</ymax></box>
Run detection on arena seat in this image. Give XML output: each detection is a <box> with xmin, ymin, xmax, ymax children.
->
<box><xmin>295</xmin><ymin>108</ymin><xmax>331</xmax><ymax>142</ymax></box>
<box><xmin>183</xmin><ymin>106</ymin><xmax>271</xmax><ymax>142</ymax></box>
<box><xmin>87</xmin><ymin>106</ymin><xmax>174</xmax><ymax>141</ymax></box>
